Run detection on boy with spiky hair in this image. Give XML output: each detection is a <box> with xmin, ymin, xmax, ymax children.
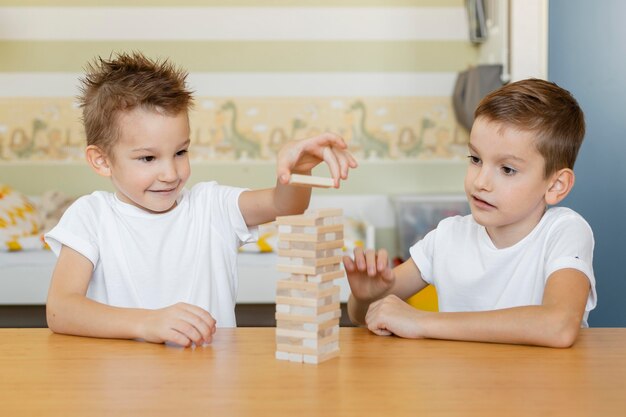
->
<box><xmin>45</xmin><ymin>52</ymin><xmax>357</xmax><ymax>346</ymax></box>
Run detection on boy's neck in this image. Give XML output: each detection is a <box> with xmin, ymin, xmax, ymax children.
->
<box><xmin>485</xmin><ymin>205</ymin><xmax>548</xmax><ymax>249</ymax></box>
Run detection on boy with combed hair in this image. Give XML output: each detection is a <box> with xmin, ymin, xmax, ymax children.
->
<box><xmin>345</xmin><ymin>79</ymin><xmax>596</xmax><ymax>347</ymax></box>
<box><xmin>45</xmin><ymin>52</ymin><xmax>357</xmax><ymax>347</ymax></box>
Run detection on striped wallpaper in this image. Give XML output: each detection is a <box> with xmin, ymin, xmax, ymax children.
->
<box><xmin>0</xmin><ymin>0</ymin><xmax>476</xmax><ymax>196</ymax></box>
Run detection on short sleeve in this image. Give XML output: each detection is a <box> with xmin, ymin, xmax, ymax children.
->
<box><xmin>544</xmin><ymin>213</ymin><xmax>596</xmax><ymax>311</ymax></box>
<box><xmin>409</xmin><ymin>227</ymin><xmax>438</xmax><ymax>285</ymax></box>
<box><xmin>190</xmin><ymin>182</ymin><xmax>258</xmax><ymax>249</ymax></box>
<box><xmin>44</xmin><ymin>196</ymin><xmax>100</xmax><ymax>268</ymax></box>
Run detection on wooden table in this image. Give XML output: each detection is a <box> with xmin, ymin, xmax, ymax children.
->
<box><xmin>1</xmin><ymin>328</ymin><xmax>625</xmax><ymax>416</ymax></box>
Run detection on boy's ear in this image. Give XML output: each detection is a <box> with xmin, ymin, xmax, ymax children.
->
<box><xmin>85</xmin><ymin>145</ymin><xmax>112</xmax><ymax>177</ymax></box>
<box><xmin>545</xmin><ymin>168</ymin><xmax>575</xmax><ymax>205</ymax></box>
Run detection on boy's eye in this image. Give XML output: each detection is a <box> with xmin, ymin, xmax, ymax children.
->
<box><xmin>176</xmin><ymin>149</ymin><xmax>188</xmax><ymax>156</ymax></box>
<box><xmin>502</xmin><ymin>166</ymin><xmax>517</xmax><ymax>176</ymax></box>
<box><xmin>467</xmin><ymin>155</ymin><xmax>481</xmax><ymax>165</ymax></box>
<box><xmin>139</xmin><ymin>156</ymin><xmax>155</xmax><ymax>162</ymax></box>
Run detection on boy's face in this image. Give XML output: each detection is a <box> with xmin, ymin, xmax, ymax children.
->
<box><xmin>106</xmin><ymin>108</ymin><xmax>191</xmax><ymax>214</ymax></box>
<box><xmin>464</xmin><ymin>117</ymin><xmax>553</xmax><ymax>246</ymax></box>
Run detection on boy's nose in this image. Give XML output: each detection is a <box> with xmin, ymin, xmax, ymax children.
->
<box><xmin>158</xmin><ymin>161</ymin><xmax>178</xmax><ymax>182</ymax></box>
<box><xmin>473</xmin><ymin>168</ymin><xmax>492</xmax><ymax>191</ymax></box>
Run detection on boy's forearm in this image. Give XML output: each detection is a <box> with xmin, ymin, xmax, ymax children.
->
<box><xmin>47</xmin><ymin>294</ymin><xmax>147</xmax><ymax>340</ymax></box>
<box><xmin>273</xmin><ymin>179</ymin><xmax>312</xmax><ymax>216</ymax></box>
<box><xmin>421</xmin><ymin>305</ymin><xmax>582</xmax><ymax>348</ymax></box>
<box><xmin>347</xmin><ymin>295</ymin><xmax>370</xmax><ymax>326</ymax></box>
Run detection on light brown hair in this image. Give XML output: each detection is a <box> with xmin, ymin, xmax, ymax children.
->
<box><xmin>78</xmin><ymin>52</ymin><xmax>193</xmax><ymax>156</ymax></box>
<box><xmin>474</xmin><ymin>78</ymin><xmax>585</xmax><ymax>177</ymax></box>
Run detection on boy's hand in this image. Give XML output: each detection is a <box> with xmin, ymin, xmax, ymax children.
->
<box><xmin>276</xmin><ymin>132</ymin><xmax>358</xmax><ymax>188</ymax></box>
<box><xmin>140</xmin><ymin>302</ymin><xmax>216</xmax><ymax>347</ymax></box>
<box><xmin>343</xmin><ymin>247</ymin><xmax>395</xmax><ymax>303</ymax></box>
<box><xmin>365</xmin><ymin>294</ymin><xmax>427</xmax><ymax>338</ymax></box>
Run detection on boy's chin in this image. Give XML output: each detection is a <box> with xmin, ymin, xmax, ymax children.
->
<box><xmin>470</xmin><ymin>212</ymin><xmax>490</xmax><ymax>227</ymax></box>
<box><xmin>141</xmin><ymin>199</ymin><xmax>179</xmax><ymax>214</ymax></box>
<box><xmin>148</xmin><ymin>204</ymin><xmax>178</xmax><ymax>214</ymax></box>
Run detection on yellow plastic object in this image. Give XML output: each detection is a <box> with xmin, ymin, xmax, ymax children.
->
<box><xmin>406</xmin><ymin>285</ymin><xmax>438</xmax><ymax>312</ymax></box>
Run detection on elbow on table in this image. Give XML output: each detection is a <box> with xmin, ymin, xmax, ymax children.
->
<box><xmin>543</xmin><ymin>314</ymin><xmax>582</xmax><ymax>348</ymax></box>
<box><xmin>45</xmin><ymin>301</ymin><xmax>65</xmax><ymax>334</ymax></box>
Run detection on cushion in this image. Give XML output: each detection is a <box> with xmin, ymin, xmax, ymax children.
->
<box><xmin>0</xmin><ymin>184</ymin><xmax>45</xmax><ymax>251</ymax></box>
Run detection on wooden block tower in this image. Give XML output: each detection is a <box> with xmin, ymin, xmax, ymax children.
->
<box><xmin>274</xmin><ymin>208</ymin><xmax>344</xmax><ymax>364</ymax></box>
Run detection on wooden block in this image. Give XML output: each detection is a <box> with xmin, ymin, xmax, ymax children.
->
<box><xmin>277</xmin><ymin>331</ymin><xmax>339</xmax><ymax>348</ymax></box>
<box><xmin>275</xmin><ymin>308</ymin><xmax>341</xmax><ymax>323</ymax></box>
<box><xmin>276</xmin><ymin>327</ymin><xmax>318</xmax><ymax>339</ymax></box>
<box><xmin>276</xmin><ymin>318</ymin><xmax>339</xmax><ymax>332</ymax></box>
<box><xmin>277</xmin><ymin>262</ymin><xmax>341</xmax><ymax>276</ymax></box>
<box><xmin>275</xmin><ymin>287</ymin><xmax>339</xmax><ymax>307</ymax></box>
<box><xmin>277</xmin><ymin>255</ymin><xmax>342</xmax><ymax>268</ymax></box>
<box><xmin>288</xmin><ymin>174</ymin><xmax>334</xmax><ymax>188</ymax></box>
<box><xmin>278</xmin><ymin>231</ymin><xmax>344</xmax><ymax>243</ymax></box>
<box><xmin>276</xmin><ymin>209</ymin><xmax>342</xmax><ymax>226</ymax></box>
<box><xmin>277</xmin><ymin>336</ymin><xmax>339</xmax><ymax>352</ymax></box>
<box><xmin>306</xmin><ymin>269</ymin><xmax>345</xmax><ymax>283</ymax></box>
<box><xmin>303</xmin><ymin>348</ymin><xmax>340</xmax><ymax>364</ymax></box>
<box><xmin>276</xmin><ymin>285</ymin><xmax>340</xmax><ymax>299</ymax></box>
<box><xmin>278</xmin><ymin>239</ymin><xmax>344</xmax><ymax>251</ymax></box>
<box><xmin>288</xmin><ymin>353</ymin><xmax>304</xmax><ymax>363</ymax></box>
<box><xmin>277</xmin><ymin>247</ymin><xmax>341</xmax><ymax>259</ymax></box>
<box><xmin>276</xmin><ymin>296</ymin><xmax>317</xmax><ymax>308</ymax></box>
<box><xmin>278</xmin><ymin>224</ymin><xmax>343</xmax><ymax>235</ymax></box>
<box><xmin>287</xmin><ymin>274</ymin><xmax>307</xmax><ymax>282</ymax></box>
<box><xmin>277</xmin><ymin>279</ymin><xmax>335</xmax><ymax>292</ymax></box>
<box><xmin>302</xmin><ymin>330</ymin><xmax>340</xmax><ymax>348</ymax></box>
<box><xmin>274</xmin><ymin>302</ymin><xmax>340</xmax><ymax>317</ymax></box>
<box><xmin>276</xmin><ymin>264</ymin><xmax>318</xmax><ymax>275</ymax></box>
<box><xmin>276</xmin><ymin>334</ymin><xmax>340</xmax><ymax>356</ymax></box>
<box><xmin>309</xmin><ymin>208</ymin><xmax>343</xmax><ymax>218</ymax></box>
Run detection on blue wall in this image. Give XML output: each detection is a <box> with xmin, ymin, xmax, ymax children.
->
<box><xmin>549</xmin><ymin>0</ymin><xmax>626</xmax><ymax>326</ymax></box>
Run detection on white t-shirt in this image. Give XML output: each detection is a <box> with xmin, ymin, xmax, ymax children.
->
<box><xmin>410</xmin><ymin>207</ymin><xmax>596</xmax><ymax>327</ymax></box>
<box><xmin>45</xmin><ymin>182</ymin><xmax>256</xmax><ymax>327</ymax></box>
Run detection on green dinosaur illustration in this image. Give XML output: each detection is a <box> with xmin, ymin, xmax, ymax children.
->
<box><xmin>348</xmin><ymin>100</ymin><xmax>389</xmax><ymax>158</ymax></box>
<box><xmin>9</xmin><ymin>119</ymin><xmax>47</xmax><ymax>159</ymax></box>
<box><xmin>268</xmin><ymin>118</ymin><xmax>306</xmax><ymax>153</ymax></box>
<box><xmin>402</xmin><ymin>118</ymin><xmax>435</xmax><ymax>157</ymax></box>
<box><xmin>219</xmin><ymin>101</ymin><xmax>261</xmax><ymax>159</ymax></box>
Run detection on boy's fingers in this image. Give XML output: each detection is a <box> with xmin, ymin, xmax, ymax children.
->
<box><xmin>172</xmin><ymin>319</ymin><xmax>203</xmax><ymax>346</ymax></box>
<box><xmin>311</xmin><ymin>132</ymin><xmax>346</xmax><ymax>149</ymax></box>
<box><xmin>381</xmin><ymin>267</ymin><xmax>394</xmax><ymax>283</ymax></box>
<box><xmin>167</xmin><ymin>329</ymin><xmax>192</xmax><ymax>347</ymax></box>
<box><xmin>353</xmin><ymin>247</ymin><xmax>366</xmax><ymax>271</ymax></box>
<box><xmin>376</xmin><ymin>249</ymin><xmax>388</xmax><ymax>272</ymax></box>
<box><xmin>346</xmin><ymin>151</ymin><xmax>359</xmax><ymax>168</ymax></box>
<box><xmin>364</xmin><ymin>249</ymin><xmax>377</xmax><ymax>276</ymax></box>
<box><xmin>342</xmin><ymin>255</ymin><xmax>355</xmax><ymax>272</ymax></box>
<box><xmin>321</xmin><ymin>147</ymin><xmax>341</xmax><ymax>186</ymax></box>
<box><xmin>178</xmin><ymin>304</ymin><xmax>216</xmax><ymax>342</ymax></box>
<box><xmin>334</xmin><ymin>151</ymin><xmax>352</xmax><ymax>179</ymax></box>
<box><xmin>181</xmin><ymin>303</ymin><xmax>216</xmax><ymax>326</ymax></box>
<box><xmin>276</xmin><ymin>162</ymin><xmax>293</xmax><ymax>184</ymax></box>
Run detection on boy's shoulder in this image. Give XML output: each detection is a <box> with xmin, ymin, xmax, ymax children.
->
<box><xmin>539</xmin><ymin>206</ymin><xmax>593</xmax><ymax>237</ymax></box>
<box><xmin>187</xmin><ymin>181</ymin><xmax>248</xmax><ymax>204</ymax></box>
<box><xmin>436</xmin><ymin>213</ymin><xmax>477</xmax><ymax>232</ymax></box>
<box><xmin>541</xmin><ymin>206</ymin><xmax>591</xmax><ymax>228</ymax></box>
<box><xmin>68</xmin><ymin>190</ymin><xmax>115</xmax><ymax>212</ymax></box>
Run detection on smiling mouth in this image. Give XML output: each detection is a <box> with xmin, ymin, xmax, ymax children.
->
<box><xmin>150</xmin><ymin>187</ymin><xmax>177</xmax><ymax>193</ymax></box>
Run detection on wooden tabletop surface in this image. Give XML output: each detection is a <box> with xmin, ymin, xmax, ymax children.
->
<box><xmin>1</xmin><ymin>327</ymin><xmax>625</xmax><ymax>416</ymax></box>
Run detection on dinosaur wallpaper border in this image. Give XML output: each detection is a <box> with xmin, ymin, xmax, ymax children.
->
<box><xmin>0</xmin><ymin>97</ymin><xmax>469</xmax><ymax>163</ymax></box>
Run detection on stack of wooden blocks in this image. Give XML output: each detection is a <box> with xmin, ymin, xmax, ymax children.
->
<box><xmin>274</xmin><ymin>208</ymin><xmax>344</xmax><ymax>364</ymax></box>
